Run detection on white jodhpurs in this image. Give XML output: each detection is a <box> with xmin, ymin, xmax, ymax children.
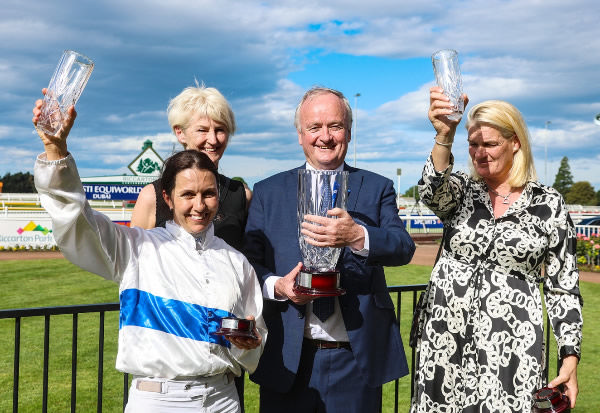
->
<box><xmin>125</xmin><ymin>373</ymin><xmax>240</xmax><ymax>413</ymax></box>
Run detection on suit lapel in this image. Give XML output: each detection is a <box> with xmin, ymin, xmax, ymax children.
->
<box><xmin>344</xmin><ymin>163</ymin><xmax>362</xmax><ymax>211</ymax></box>
<box><xmin>286</xmin><ymin>164</ymin><xmax>305</xmax><ymax>212</ymax></box>
<box><xmin>289</xmin><ymin>165</ymin><xmax>305</xmax><ymax>257</ymax></box>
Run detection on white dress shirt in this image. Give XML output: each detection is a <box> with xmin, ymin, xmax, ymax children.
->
<box><xmin>34</xmin><ymin>153</ymin><xmax>267</xmax><ymax>379</ymax></box>
<box><xmin>263</xmin><ymin>163</ymin><xmax>370</xmax><ymax>342</ymax></box>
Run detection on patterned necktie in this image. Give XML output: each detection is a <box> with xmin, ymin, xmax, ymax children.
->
<box><xmin>313</xmin><ymin>174</ymin><xmax>335</xmax><ymax>322</ymax></box>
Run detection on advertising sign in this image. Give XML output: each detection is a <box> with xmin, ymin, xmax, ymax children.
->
<box><xmin>409</xmin><ymin>217</ymin><xmax>443</xmax><ymax>229</ymax></box>
<box><xmin>82</xmin><ymin>183</ymin><xmax>144</xmax><ymax>200</ymax></box>
<box><xmin>128</xmin><ymin>141</ymin><xmax>164</xmax><ymax>176</ymax></box>
<box><xmin>0</xmin><ymin>218</ymin><xmax>55</xmax><ymax>248</ymax></box>
<box><xmin>0</xmin><ymin>215</ymin><xmax>131</xmax><ymax>249</ymax></box>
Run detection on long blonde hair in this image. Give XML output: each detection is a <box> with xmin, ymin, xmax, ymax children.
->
<box><xmin>465</xmin><ymin>100</ymin><xmax>537</xmax><ymax>187</ymax></box>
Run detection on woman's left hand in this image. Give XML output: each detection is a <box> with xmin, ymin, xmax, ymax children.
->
<box><xmin>548</xmin><ymin>354</ymin><xmax>579</xmax><ymax>408</ymax></box>
<box><xmin>227</xmin><ymin>316</ymin><xmax>262</xmax><ymax>350</ymax></box>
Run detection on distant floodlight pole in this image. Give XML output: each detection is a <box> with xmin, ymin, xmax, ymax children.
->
<box><xmin>544</xmin><ymin>121</ymin><xmax>551</xmax><ymax>185</ymax></box>
<box><xmin>396</xmin><ymin>168</ymin><xmax>402</xmax><ymax>206</ymax></box>
<box><xmin>353</xmin><ymin>93</ymin><xmax>361</xmax><ymax>167</ymax></box>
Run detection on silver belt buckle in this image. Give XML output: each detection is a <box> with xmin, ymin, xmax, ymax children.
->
<box><xmin>136</xmin><ymin>380</ymin><xmax>163</xmax><ymax>393</ymax></box>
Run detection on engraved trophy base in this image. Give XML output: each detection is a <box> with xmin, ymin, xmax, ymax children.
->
<box><xmin>532</xmin><ymin>387</ymin><xmax>571</xmax><ymax>413</ymax></box>
<box><xmin>212</xmin><ymin>317</ymin><xmax>257</xmax><ymax>339</ymax></box>
<box><xmin>293</xmin><ymin>268</ymin><xmax>346</xmax><ymax>297</ymax></box>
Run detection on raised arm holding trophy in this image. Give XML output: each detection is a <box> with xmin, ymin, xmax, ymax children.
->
<box><xmin>32</xmin><ymin>51</ymin><xmax>266</xmax><ymax>413</ymax></box>
<box><xmin>410</xmin><ymin>49</ymin><xmax>582</xmax><ymax>412</ymax></box>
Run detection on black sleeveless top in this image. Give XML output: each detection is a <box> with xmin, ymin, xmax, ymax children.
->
<box><xmin>152</xmin><ymin>174</ymin><xmax>247</xmax><ymax>251</ymax></box>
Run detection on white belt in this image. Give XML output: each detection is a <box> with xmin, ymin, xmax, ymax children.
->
<box><xmin>134</xmin><ymin>372</ymin><xmax>235</xmax><ymax>393</ymax></box>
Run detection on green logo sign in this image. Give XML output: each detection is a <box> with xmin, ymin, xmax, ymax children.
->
<box><xmin>136</xmin><ymin>158</ymin><xmax>160</xmax><ymax>174</ymax></box>
<box><xmin>128</xmin><ymin>141</ymin><xmax>164</xmax><ymax>176</ymax></box>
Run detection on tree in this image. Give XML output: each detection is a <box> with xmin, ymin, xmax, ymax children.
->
<box><xmin>0</xmin><ymin>172</ymin><xmax>36</xmax><ymax>193</ymax></box>
<box><xmin>565</xmin><ymin>181</ymin><xmax>596</xmax><ymax>205</ymax></box>
<box><xmin>231</xmin><ymin>176</ymin><xmax>248</xmax><ymax>186</ymax></box>
<box><xmin>402</xmin><ymin>185</ymin><xmax>420</xmax><ymax>201</ymax></box>
<box><xmin>552</xmin><ymin>156</ymin><xmax>574</xmax><ymax>197</ymax></box>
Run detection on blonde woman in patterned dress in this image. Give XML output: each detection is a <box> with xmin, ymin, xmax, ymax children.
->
<box><xmin>411</xmin><ymin>87</ymin><xmax>583</xmax><ymax>413</ymax></box>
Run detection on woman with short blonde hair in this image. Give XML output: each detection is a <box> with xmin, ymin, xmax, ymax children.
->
<box><xmin>167</xmin><ymin>86</ymin><xmax>236</xmax><ymax>138</ymax></box>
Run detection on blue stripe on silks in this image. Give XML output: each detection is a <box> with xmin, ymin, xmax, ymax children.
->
<box><xmin>119</xmin><ymin>288</ymin><xmax>232</xmax><ymax>348</ymax></box>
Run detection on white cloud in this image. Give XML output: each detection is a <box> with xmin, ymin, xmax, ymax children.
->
<box><xmin>374</xmin><ymin>83</ymin><xmax>432</xmax><ymax>124</ymax></box>
<box><xmin>0</xmin><ymin>125</ymin><xmax>11</xmax><ymax>139</ymax></box>
<box><xmin>105</xmin><ymin>111</ymin><xmax>165</xmax><ymax>124</ymax></box>
<box><xmin>1</xmin><ymin>0</ymin><xmax>600</xmax><ymax>193</ymax></box>
<box><xmin>219</xmin><ymin>155</ymin><xmax>304</xmax><ymax>187</ymax></box>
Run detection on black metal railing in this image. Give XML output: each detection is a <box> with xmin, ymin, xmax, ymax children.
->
<box><xmin>0</xmin><ymin>303</ymin><xmax>126</xmax><ymax>413</ymax></box>
<box><xmin>386</xmin><ymin>284</ymin><xmax>426</xmax><ymax>413</ymax></box>
<box><xmin>0</xmin><ymin>285</ymin><xmax>555</xmax><ymax>413</ymax></box>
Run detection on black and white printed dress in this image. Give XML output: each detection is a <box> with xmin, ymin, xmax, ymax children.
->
<box><xmin>411</xmin><ymin>156</ymin><xmax>583</xmax><ymax>413</ymax></box>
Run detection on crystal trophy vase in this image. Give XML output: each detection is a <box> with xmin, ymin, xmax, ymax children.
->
<box><xmin>432</xmin><ymin>49</ymin><xmax>464</xmax><ymax>121</ymax></box>
<box><xmin>295</xmin><ymin>169</ymin><xmax>348</xmax><ymax>296</ymax></box>
<box><xmin>37</xmin><ymin>50</ymin><xmax>94</xmax><ymax>136</ymax></box>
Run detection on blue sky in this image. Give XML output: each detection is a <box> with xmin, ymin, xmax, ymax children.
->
<box><xmin>2</xmin><ymin>0</ymin><xmax>600</xmax><ymax>194</ymax></box>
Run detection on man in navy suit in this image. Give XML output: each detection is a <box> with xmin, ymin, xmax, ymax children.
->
<box><xmin>244</xmin><ymin>87</ymin><xmax>415</xmax><ymax>412</ymax></box>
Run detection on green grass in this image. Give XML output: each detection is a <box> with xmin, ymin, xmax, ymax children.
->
<box><xmin>1</xmin><ymin>259</ymin><xmax>597</xmax><ymax>411</ymax></box>
<box><xmin>0</xmin><ymin>259</ymin><xmax>122</xmax><ymax>412</ymax></box>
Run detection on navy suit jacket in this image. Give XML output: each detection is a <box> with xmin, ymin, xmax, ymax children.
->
<box><xmin>244</xmin><ymin>163</ymin><xmax>415</xmax><ymax>393</ymax></box>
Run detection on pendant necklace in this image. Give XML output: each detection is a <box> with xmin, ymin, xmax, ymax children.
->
<box><xmin>488</xmin><ymin>187</ymin><xmax>512</xmax><ymax>204</ymax></box>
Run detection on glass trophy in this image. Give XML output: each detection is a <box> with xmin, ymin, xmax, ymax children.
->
<box><xmin>432</xmin><ymin>49</ymin><xmax>464</xmax><ymax>121</ymax></box>
<box><xmin>37</xmin><ymin>50</ymin><xmax>94</xmax><ymax>136</ymax></box>
<box><xmin>295</xmin><ymin>169</ymin><xmax>348</xmax><ymax>296</ymax></box>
